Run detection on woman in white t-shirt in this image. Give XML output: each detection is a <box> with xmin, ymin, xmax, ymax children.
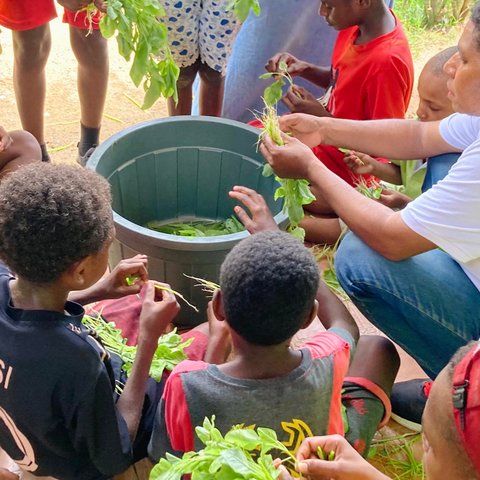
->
<box><xmin>258</xmin><ymin>2</ymin><xmax>480</xmax><ymax>431</ymax></box>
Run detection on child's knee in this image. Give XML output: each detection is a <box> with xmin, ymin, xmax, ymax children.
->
<box><xmin>13</xmin><ymin>27</ymin><xmax>51</xmax><ymax>69</ymax></box>
<box><xmin>70</xmin><ymin>28</ymin><xmax>108</xmax><ymax>67</ymax></box>
<box><xmin>358</xmin><ymin>335</ymin><xmax>400</xmax><ymax>367</ymax></box>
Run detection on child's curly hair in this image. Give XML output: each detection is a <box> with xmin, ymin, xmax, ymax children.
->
<box><xmin>220</xmin><ymin>230</ymin><xmax>319</xmax><ymax>346</ymax></box>
<box><xmin>0</xmin><ymin>163</ymin><xmax>114</xmax><ymax>283</ymax></box>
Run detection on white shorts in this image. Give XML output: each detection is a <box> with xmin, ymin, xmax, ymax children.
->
<box><xmin>162</xmin><ymin>0</ymin><xmax>240</xmax><ymax>73</ymax></box>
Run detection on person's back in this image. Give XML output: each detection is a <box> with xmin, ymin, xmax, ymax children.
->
<box><xmin>148</xmin><ymin>231</ymin><xmax>355</xmax><ymax>459</ymax></box>
<box><xmin>149</xmin><ymin>230</ymin><xmax>399</xmax><ymax>463</ymax></box>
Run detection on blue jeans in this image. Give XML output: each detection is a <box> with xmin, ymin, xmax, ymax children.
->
<box><xmin>336</xmin><ymin>234</ymin><xmax>480</xmax><ymax>378</ymax></box>
<box><xmin>422</xmin><ymin>152</ymin><xmax>460</xmax><ymax>192</ymax></box>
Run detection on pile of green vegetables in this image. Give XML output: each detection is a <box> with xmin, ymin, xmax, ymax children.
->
<box><xmin>146</xmin><ymin>216</ymin><xmax>245</xmax><ymax>237</ymax></box>
<box><xmin>82</xmin><ymin>313</ymin><xmax>192</xmax><ymax>386</ymax></box>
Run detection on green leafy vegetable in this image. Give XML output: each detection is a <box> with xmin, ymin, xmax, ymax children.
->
<box><xmin>260</xmin><ymin>60</ymin><xmax>296</xmax><ymax>108</ymax></box>
<box><xmin>310</xmin><ymin>243</ymin><xmax>349</xmax><ymax>301</ymax></box>
<box><xmin>81</xmin><ymin>0</ymin><xmax>179</xmax><ymax>108</ymax></box>
<box><xmin>146</xmin><ymin>216</ymin><xmax>245</xmax><ymax>237</ymax></box>
<box><xmin>258</xmin><ymin>106</ymin><xmax>315</xmax><ymax>241</ymax></box>
<box><xmin>82</xmin><ymin>313</ymin><xmax>192</xmax><ymax>386</ymax></box>
<box><xmin>150</xmin><ymin>416</ymin><xmax>297</xmax><ymax>480</ymax></box>
<box><xmin>227</xmin><ymin>0</ymin><xmax>261</xmax><ymax>22</ymax></box>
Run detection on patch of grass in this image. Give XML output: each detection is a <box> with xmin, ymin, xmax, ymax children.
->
<box><xmin>395</xmin><ymin>0</ymin><xmax>473</xmax><ymax>32</ymax></box>
<box><xmin>369</xmin><ymin>433</ymin><xmax>425</xmax><ymax>480</ymax></box>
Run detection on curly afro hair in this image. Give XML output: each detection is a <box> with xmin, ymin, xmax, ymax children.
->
<box><xmin>220</xmin><ymin>230</ymin><xmax>319</xmax><ymax>346</ymax></box>
<box><xmin>0</xmin><ymin>163</ymin><xmax>114</xmax><ymax>283</ymax></box>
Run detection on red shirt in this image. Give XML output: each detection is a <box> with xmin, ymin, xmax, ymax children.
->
<box><xmin>315</xmin><ymin>13</ymin><xmax>414</xmax><ymax>185</ymax></box>
<box><xmin>0</xmin><ymin>0</ymin><xmax>100</xmax><ymax>31</ymax></box>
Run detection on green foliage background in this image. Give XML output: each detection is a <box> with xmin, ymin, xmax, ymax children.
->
<box><xmin>395</xmin><ymin>0</ymin><xmax>474</xmax><ymax>30</ymax></box>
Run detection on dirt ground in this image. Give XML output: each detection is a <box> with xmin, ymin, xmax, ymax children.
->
<box><xmin>0</xmin><ymin>13</ymin><xmax>169</xmax><ymax>165</ymax></box>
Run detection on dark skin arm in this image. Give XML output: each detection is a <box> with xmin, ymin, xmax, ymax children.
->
<box><xmin>315</xmin><ymin>281</ymin><xmax>359</xmax><ymax>342</ymax></box>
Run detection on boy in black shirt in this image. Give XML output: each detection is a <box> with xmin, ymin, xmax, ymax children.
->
<box><xmin>0</xmin><ymin>163</ymin><xmax>180</xmax><ymax>479</ymax></box>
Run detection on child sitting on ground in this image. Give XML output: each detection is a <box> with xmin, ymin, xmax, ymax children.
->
<box><xmin>0</xmin><ymin>163</ymin><xmax>180</xmax><ymax>479</ymax></box>
<box><xmin>278</xmin><ymin>340</ymin><xmax>480</xmax><ymax>480</ymax></box>
<box><xmin>148</xmin><ymin>230</ymin><xmax>400</xmax><ymax>464</ymax></box>
<box><xmin>301</xmin><ymin>46</ymin><xmax>459</xmax><ymax>244</ymax></box>
<box><xmin>0</xmin><ymin>126</ymin><xmax>40</xmax><ymax>179</ymax></box>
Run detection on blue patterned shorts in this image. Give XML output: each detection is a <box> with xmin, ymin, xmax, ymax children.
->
<box><xmin>161</xmin><ymin>0</ymin><xmax>240</xmax><ymax>73</ymax></box>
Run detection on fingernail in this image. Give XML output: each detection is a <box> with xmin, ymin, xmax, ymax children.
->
<box><xmin>297</xmin><ymin>462</ymin><xmax>307</xmax><ymax>473</ymax></box>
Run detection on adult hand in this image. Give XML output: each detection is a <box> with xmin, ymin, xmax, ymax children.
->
<box><xmin>57</xmin><ymin>0</ymin><xmax>89</xmax><ymax>11</ymax></box>
<box><xmin>229</xmin><ymin>186</ymin><xmax>278</xmax><ymax>234</ymax></box>
<box><xmin>278</xmin><ymin>113</ymin><xmax>325</xmax><ymax>148</ymax></box>
<box><xmin>343</xmin><ymin>151</ymin><xmax>377</xmax><ymax>175</ymax></box>
<box><xmin>0</xmin><ymin>126</ymin><xmax>13</xmax><ymax>153</ymax></box>
<box><xmin>294</xmin><ymin>435</ymin><xmax>388</xmax><ymax>480</ymax></box>
<box><xmin>265</xmin><ymin>52</ymin><xmax>309</xmax><ymax>78</ymax></box>
<box><xmin>260</xmin><ymin>132</ymin><xmax>318</xmax><ymax>180</ymax></box>
<box><xmin>282</xmin><ymin>86</ymin><xmax>330</xmax><ymax>117</ymax></box>
<box><xmin>95</xmin><ymin>254</ymin><xmax>149</xmax><ymax>299</ymax></box>
<box><xmin>139</xmin><ymin>281</ymin><xmax>180</xmax><ymax>341</ymax></box>
<box><xmin>378</xmin><ymin>189</ymin><xmax>412</xmax><ymax>210</ymax></box>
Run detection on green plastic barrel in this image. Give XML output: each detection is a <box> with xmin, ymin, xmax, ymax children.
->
<box><xmin>89</xmin><ymin>116</ymin><xmax>287</xmax><ymax>328</ymax></box>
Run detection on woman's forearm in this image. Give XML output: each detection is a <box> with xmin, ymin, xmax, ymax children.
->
<box><xmin>319</xmin><ymin>117</ymin><xmax>457</xmax><ymax>160</ymax></box>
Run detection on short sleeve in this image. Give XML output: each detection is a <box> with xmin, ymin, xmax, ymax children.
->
<box><xmin>440</xmin><ymin>113</ymin><xmax>480</xmax><ymax>150</ymax></box>
<box><xmin>365</xmin><ymin>58</ymin><xmax>412</xmax><ymax>120</ymax></box>
<box><xmin>302</xmin><ymin>330</ymin><xmax>352</xmax><ymax>361</ymax></box>
<box><xmin>401</xmin><ymin>142</ymin><xmax>480</xmax><ymax>268</ymax></box>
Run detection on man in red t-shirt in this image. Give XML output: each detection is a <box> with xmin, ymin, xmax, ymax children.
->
<box><xmin>266</xmin><ymin>0</ymin><xmax>413</xmax><ymax>242</ymax></box>
<box><xmin>0</xmin><ymin>0</ymin><xmax>107</xmax><ymax>164</ymax></box>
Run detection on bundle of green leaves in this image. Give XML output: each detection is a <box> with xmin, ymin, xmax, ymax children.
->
<box><xmin>150</xmin><ymin>416</ymin><xmax>298</xmax><ymax>480</ymax></box>
<box><xmin>82</xmin><ymin>314</ymin><xmax>192</xmax><ymax>383</ymax></box>
<box><xmin>80</xmin><ymin>0</ymin><xmax>179</xmax><ymax>108</ymax></box>
<box><xmin>259</xmin><ymin>64</ymin><xmax>315</xmax><ymax>242</ymax></box>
